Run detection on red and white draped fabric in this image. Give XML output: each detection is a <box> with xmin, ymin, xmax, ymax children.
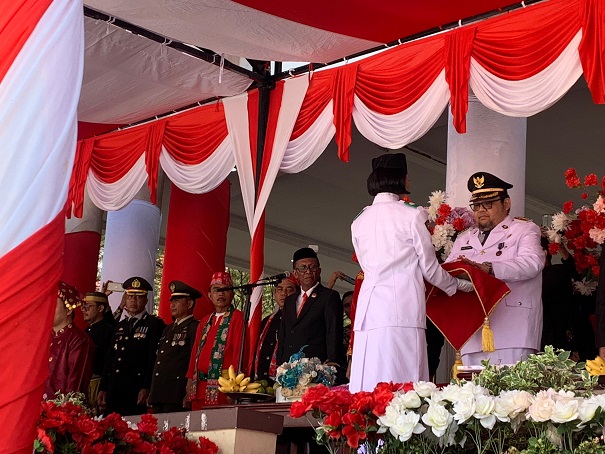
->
<box><xmin>0</xmin><ymin>0</ymin><xmax>83</xmax><ymax>452</ymax></box>
<box><xmin>286</xmin><ymin>0</ymin><xmax>604</xmax><ymax>161</ymax></box>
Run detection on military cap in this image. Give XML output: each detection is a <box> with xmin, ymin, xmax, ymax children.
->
<box><xmin>169</xmin><ymin>280</ymin><xmax>202</xmax><ymax>301</ymax></box>
<box><xmin>58</xmin><ymin>281</ymin><xmax>81</xmax><ymax>311</ymax></box>
<box><xmin>292</xmin><ymin>247</ymin><xmax>318</xmax><ymax>264</ymax></box>
<box><xmin>468</xmin><ymin>172</ymin><xmax>513</xmax><ymax>202</ymax></box>
<box><xmin>371</xmin><ymin>152</ymin><xmax>407</xmax><ymax>172</ymax></box>
<box><xmin>84</xmin><ymin>291</ymin><xmax>109</xmax><ymax>305</ymax></box>
<box><xmin>123</xmin><ymin>276</ymin><xmax>153</xmax><ymax>295</ymax></box>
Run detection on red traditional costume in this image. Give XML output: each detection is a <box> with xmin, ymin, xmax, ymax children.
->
<box><xmin>45</xmin><ymin>282</ymin><xmax>93</xmax><ymax>399</ymax></box>
<box><xmin>187</xmin><ymin>272</ymin><xmax>244</xmax><ymax>409</ymax></box>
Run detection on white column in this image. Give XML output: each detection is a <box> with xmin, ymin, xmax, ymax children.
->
<box><xmin>445</xmin><ymin>93</ymin><xmax>527</xmax><ymax>217</ymax></box>
<box><xmin>435</xmin><ymin>94</ymin><xmax>528</xmax><ymax>383</ymax></box>
<box><xmin>100</xmin><ymin>185</ymin><xmax>162</xmax><ymax>313</ymax></box>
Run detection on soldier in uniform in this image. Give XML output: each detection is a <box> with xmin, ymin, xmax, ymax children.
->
<box><xmin>81</xmin><ymin>292</ymin><xmax>115</xmax><ymax>409</ymax></box>
<box><xmin>253</xmin><ymin>275</ymin><xmax>298</xmax><ymax>384</ymax></box>
<box><xmin>149</xmin><ymin>280</ymin><xmax>201</xmax><ymax>413</ymax></box>
<box><xmin>98</xmin><ymin>276</ymin><xmax>165</xmax><ymax>416</ymax></box>
<box><xmin>446</xmin><ymin>171</ymin><xmax>545</xmax><ymax>366</ymax></box>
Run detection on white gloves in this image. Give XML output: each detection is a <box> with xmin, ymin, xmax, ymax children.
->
<box><xmin>456</xmin><ymin>278</ymin><xmax>474</xmax><ymax>293</ymax></box>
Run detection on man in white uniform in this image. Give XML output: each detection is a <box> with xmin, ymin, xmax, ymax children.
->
<box><xmin>446</xmin><ymin>172</ymin><xmax>545</xmax><ymax>366</ymax></box>
<box><xmin>350</xmin><ymin>153</ymin><xmax>472</xmax><ymax>392</ymax></box>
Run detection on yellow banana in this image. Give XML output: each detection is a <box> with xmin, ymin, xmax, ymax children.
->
<box><xmin>218</xmin><ymin>377</ymin><xmax>232</xmax><ymax>387</ymax></box>
<box><xmin>586</xmin><ymin>357</ymin><xmax>605</xmax><ymax>375</ymax></box>
<box><xmin>235</xmin><ymin>373</ymin><xmax>245</xmax><ymax>384</ymax></box>
<box><xmin>239</xmin><ymin>385</ymin><xmax>247</xmax><ymax>392</ymax></box>
<box><xmin>239</xmin><ymin>377</ymin><xmax>251</xmax><ymax>387</ymax></box>
<box><xmin>246</xmin><ymin>388</ymin><xmax>259</xmax><ymax>393</ymax></box>
<box><xmin>246</xmin><ymin>382</ymin><xmax>262</xmax><ymax>389</ymax></box>
<box><xmin>228</xmin><ymin>365</ymin><xmax>236</xmax><ymax>380</ymax></box>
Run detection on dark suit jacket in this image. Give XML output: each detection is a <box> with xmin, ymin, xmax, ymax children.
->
<box><xmin>149</xmin><ymin>316</ymin><xmax>199</xmax><ymax>406</ymax></box>
<box><xmin>277</xmin><ymin>284</ymin><xmax>344</xmax><ymax>370</ymax></box>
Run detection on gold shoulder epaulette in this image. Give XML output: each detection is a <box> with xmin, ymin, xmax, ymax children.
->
<box><xmin>514</xmin><ymin>216</ymin><xmax>530</xmax><ymax>222</ymax></box>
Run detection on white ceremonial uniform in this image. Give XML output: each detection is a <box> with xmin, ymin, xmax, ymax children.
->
<box><xmin>350</xmin><ymin>192</ymin><xmax>458</xmax><ymax>392</ymax></box>
<box><xmin>445</xmin><ymin>215</ymin><xmax>544</xmax><ymax>365</ymax></box>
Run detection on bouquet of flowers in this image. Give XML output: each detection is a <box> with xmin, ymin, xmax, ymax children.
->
<box><xmin>275</xmin><ymin>347</ymin><xmax>336</xmax><ymax>398</ymax></box>
<box><xmin>545</xmin><ymin>168</ymin><xmax>605</xmax><ymax>295</ymax></box>
<box><xmin>426</xmin><ymin>190</ymin><xmax>476</xmax><ymax>261</ymax></box>
<box><xmin>35</xmin><ymin>393</ymin><xmax>218</xmax><ymax>454</ymax></box>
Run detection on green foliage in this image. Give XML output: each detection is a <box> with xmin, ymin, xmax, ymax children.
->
<box><xmin>472</xmin><ymin>346</ymin><xmax>597</xmax><ymax>396</ymax></box>
<box><xmin>228</xmin><ymin>267</ymin><xmax>278</xmax><ymax>318</ymax></box>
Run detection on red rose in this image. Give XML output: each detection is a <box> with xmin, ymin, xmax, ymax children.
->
<box><xmin>402</xmin><ymin>382</ymin><xmax>415</xmax><ymax>392</ymax></box>
<box><xmin>438</xmin><ymin>204</ymin><xmax>452</xmax><ymax>218</ymax></box>
<box><xmin>133</xmin><ymin>441</ymin><xmax>156</xmax><ymax>454</ymax></box>
<box><xmin>452</xmin><ymin>218</ymin><xmax>466</xmax><ymax>232</ymax></box>
<box><xmin>350</xmin><ymin>392</ymin><xmax>374</xmax><ymax>414</ymax></box>
<box><xmin>137</xmin><ymin>414</ymin><xmax>158</xmax><ymax>436</ymax></box>
<box><xmin>563</xmin><ymin>201</ymin><xmax>574</xmax><ymax>214</ymax></box>
<box><xmin>124</xmin><ymin>430</ymin><xmax>142</xmax><ymax>445</ymax></box>
<box><xmin>37</xmin><ymin>428</ymin><xmax>54</xmax><ymax>453</ymax></box>
<box><xmin>198</xmin><ymin>436</ymin><xmax>219</xmax><ymax>454</ymax></box>
<box><xmin>324</xmin><ymin>411</ymin><xmax>343</xmax><ymax>431</ymax></box>
<box><xmin>602</xmin><ymin>176</ymin><xmax>605</xmax><ymax>191</ymax></box>
<box><xmin>593</xmin><ymin>266</ymin><xmax>600</xmax><ymax>277</ymax></box>
<box><xmin>582</xmin><ymin>192</ymin><xmax>588</xmax><ymax>199</ymax></box>
<box><xmin>585</xmin><ymin>174</ymin><xmax>598</xmax><ymax>186</ymax></box>
<box><xmin>548</xmin><ymin>243</ymin><xmax>559</xmax><ymax>255</ymax></box>
<box><xmin>83</xmin><ymin>442</ymin><xmax>116</xmax><ymax>454</ymax></box>
<box><xmin>289</xmin><ymin>401</ymin><xmax>310</xmax><ymax>418</ymax></box>
<box><xmin>372</xmin><ymin>383</ymin><xmax>395</xmax><ymax>417</ymax></box>
<box><xmin>565</xmin><ymin>168</ymin><xmax>581</xmax><ymax>188</ymax></box>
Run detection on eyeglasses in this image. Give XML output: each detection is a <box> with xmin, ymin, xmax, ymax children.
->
<box><xmin>469</xmin><ymin>200</ymin><xmax>501</xmax><ymax>212</ymax></box>
<box><xmin>81</xmin><ymin>304</ymin><xmax>98</xmax><ymax>311</ymax></box>
<box><xmin>295</xmin><ymin>264</ymin><xmax>319</xmax><ymax>273</ymax></box>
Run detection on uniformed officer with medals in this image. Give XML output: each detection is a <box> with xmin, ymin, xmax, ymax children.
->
<box><xmin>98</xmin><ymin>276</ymin><xmax>165</xmax><ymax>416</ymax></box>
<box><xmin>446</xmin><ymin>172</ymin><xmax>545</xmax><ymax>366</ymax></box>
<box><xmin>148</xmin><ymin>280</ymin><xmax>201</xmax><ymax>413</ymax></box>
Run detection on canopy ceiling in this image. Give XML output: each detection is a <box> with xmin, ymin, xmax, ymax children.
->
<box><xmin>80</xmin><ymin>0</ymin><xmax>528</xmax><ymax>129</ymax></box>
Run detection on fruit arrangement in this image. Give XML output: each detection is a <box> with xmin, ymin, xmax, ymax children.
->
<box><xmin>217</xmin><ymin>365</ymin><xmax>274</xmax><ymax>394</ymax></box>
<box><xmin>585</xmin><ymin>356</ymin><xmax>605</xmax><ymax>375</ymax></box>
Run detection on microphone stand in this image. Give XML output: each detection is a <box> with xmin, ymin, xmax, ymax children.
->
<box><xmin>218</xmin><ymin>278</ymin><xmax>281</xmax><ymax>376</ymax></box>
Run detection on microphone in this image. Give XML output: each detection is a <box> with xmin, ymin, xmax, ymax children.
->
<box><xmin>261</xmin><ymin>271</ymin><xmax>291</xmax><ymax>282</ymax></box>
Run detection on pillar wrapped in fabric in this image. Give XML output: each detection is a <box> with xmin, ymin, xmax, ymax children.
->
<box><xmin>158</xmin><ymin>180</ymin><xmax>231</xmax><ymax>323</ymax></box>
<box><xmin>64</xmin><ymin>189</ymin><xmax>104</xmax><ymax>328</ymax></box>
<box><xmin>101</xmin><ymin>199</ymin><xmax>162</xmax><ymax>312</ymax></box>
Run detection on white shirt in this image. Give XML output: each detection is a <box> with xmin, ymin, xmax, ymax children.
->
<box><xmin>296</xmin><ymin>282</ymin><xmax>320</xmax><ymax>313</ymax></box>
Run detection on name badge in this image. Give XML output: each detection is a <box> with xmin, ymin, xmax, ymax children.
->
<box><xmin>461</xmin><ymin>246</ymin><xmax>473</xmax><ymax>250</ymax></box>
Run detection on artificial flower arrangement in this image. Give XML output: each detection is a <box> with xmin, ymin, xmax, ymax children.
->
<box><xmin>545</xmin><ymin>168</ymin><xmax>605</xmax><ymax>295</ymax></box>
<box><xmin>290</xmin><ymin>347</ymin><xmax>605</xmax><ymax>454</ymax></box>
<box><xmin>426</xmin><ymin>190</ymin><xmax>476</xmax><ymax>261</ymax></box>
<box><xmin>35</xmin><ymin>393</ymin><xmax>218</xmax><ymax>454</ymax></box>
<box><xmin>275</xmin><ymin>347</ymin><xmax>337</xmax><ymax>399</ymax></box>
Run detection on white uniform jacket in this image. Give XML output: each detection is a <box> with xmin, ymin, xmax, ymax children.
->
<box><xmin>351</xmin><ymin>192</ymin><xmax>458</xmax><ymax>332</ymax></box>
<box><xmin>445</xmin><ymin>215</ymin><xmax>545</xmax><ymax>354</ymax></box>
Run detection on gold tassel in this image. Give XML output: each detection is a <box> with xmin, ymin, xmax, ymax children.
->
<box><xmin>452</xmin><ymin>351</ymin><xmax>462</xmax><ymax>380</ymax></box>
<box><xmin>482</xmin><ymin>317</ymin><xmax>495</xmax><ymax>352</ymax></box>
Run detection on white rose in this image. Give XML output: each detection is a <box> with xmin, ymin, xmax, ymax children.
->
<box><xmin>500</xmin><ymin>390</ymin><xmax>532</xmax><ymax>419</ymax></box>
<box><xmin>440</xmin><ymin>384</ymin><xmax>464</xmax><ymax>403</ymax></box>
<box><xmin>527</xmin><ymin>390</ymin><xmax>555</xmax><ymax>422</ymax></box>
<box><xmin>550</xmin><ymin>398</ymin><xmax>579</xmax><ymax>423</ymax></box>
<box><xmin>401</xmin><ymin>391</ymin><xmax>422</xmax><ymax>409</ymax></box>
<box><xmin>414</xmin><ymin>381</ymin><xmax>437</xmax><ymax>398</ymax></box>
<box><xmin>493</xmin><ymin>396</ymin><xmax>512</xmax><ymax>422</ymax></box>
<box><xmin>378</xmin><ymin>407</ymin><xmax>425</xmax><ymax>442</ymax></box>
<box><xmin>578</xmin><ymin>397</ymin><xmax>599</xmax><ymax>425</ymax></box>
<box><xmin>453</xmin><ymin>397</ymin><xmax>476</xmax><ymax>424</ymax></box>
<box><xmin>474</xmin><ymin>395</ymin><xmax>496</xmax><ymax>430</ymax></box>
<box><xmin>421</xmin><ymin>402</ymin><xmax>453</xmax><ymax>437</ymax></box>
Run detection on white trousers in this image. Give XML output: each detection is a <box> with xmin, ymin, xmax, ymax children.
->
<box><xmin>349</xmin><ymin>327</ymin><xmax>428</xmax><ymax>393</ymax></box>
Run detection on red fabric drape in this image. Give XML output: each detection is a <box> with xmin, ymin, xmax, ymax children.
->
<box><xmin>144</xmin><ymin>121</ymin><xmax>167</xmax><ymax>205</ymax></box>
<box><xmin>158</xmin><ymin>181</ymin><xmax>231</xmax><ymax>323</ymax></box>
<box><xmin>332</xmin><ymin>65</ymin><xmax>359</xmax><ymax>162</ymax></box>
<box><xmin>90</xmin><ymin>127</ymin><xmax>148</xmax><ymax>183</ymax></box>
<box><xmin>290</xmin><ymin>73</ymin><xmax>333</xmax><ymax>141</ymax></box>
<box><xmin>67</xmin><ymin>139</ymin><xmax>95</xmax><ymax>218</ymax></box>
<box><xmin>0</xmin><ymin>0</ymin><xmax>52</xmax><ymax>85</ymax></box>
<box><xmin>0</xmin><ymin>214</ymin><xmax>64</xmax><ymax>453</ymax></box>
<box><xmin>579</xmin><ymin>0</ymin><xmax>605</xmax><ymax>103</ymax></box>
<box><xmin>63</xmin><ymin>231</ymin><xmax>102</xmax><ymax>330</ymax></box>
<box><xmin>425</xmin><ymin>262</ymin><xmax>510</xmax><ymax>351</ymax></box>
<box><xmin>445</xmin><ymin>27</ymin><xmax>476</xmax><ymax>134</ymax></box>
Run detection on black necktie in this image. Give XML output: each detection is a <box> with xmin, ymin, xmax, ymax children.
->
<box><xmin>128</xmin><ymin>317</ymin><xmax>137</xmax><ymax>332</ymax></box>
<box><xmin>479</xmin><ymin>230</ymin><xmax>490</xmax><ymax>246</ymax></box>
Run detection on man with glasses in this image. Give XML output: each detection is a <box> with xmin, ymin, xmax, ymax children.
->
<box><xmin>82</xmin><ymin>292</ymin><xmax>114</xmax><ymax>409</ymax></box>
<box><xmin>98</xmin><ymin>276</ymin><xmax>165</xmax><ymax>416</ymax></box>
<box><xmin>277</xmin><ymin>248</ymin><xmax>345</xmax><ymax>382</ymax></box>
<box><xmin>447</xmin><ymin>172</ymin><xmax>544</xmax><ymax>366</ymax></box>
<box><xmin>149</xmin><ymin>280</ymin><xmax>201</xmax><ymax>413</ymax></box>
